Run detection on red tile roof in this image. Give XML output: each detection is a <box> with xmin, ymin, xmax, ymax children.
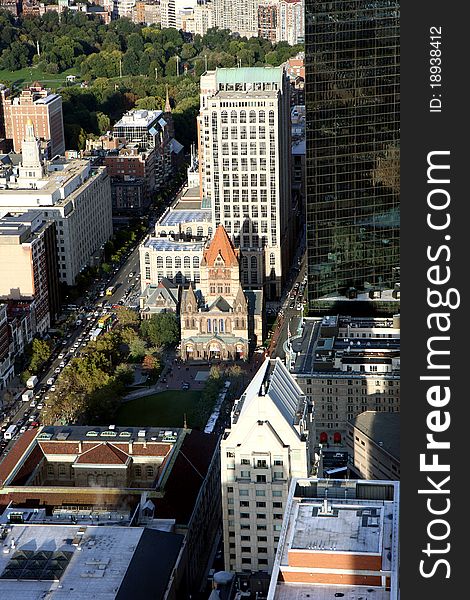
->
<box><xmin>203</xmin><ymin>225</ymin><xmax>239</xmax><ymax>267</ymax></box>
<box><xmin>113</xmin><ymin>443</ymin><xmax>171</xmax><ymax>457</ymax></box>
<box><xmin>0</xmin><ymin>429</ymin><xmax>38</xmax><ymax>486</ymax></box>
<box><xmin>75</xmin><ymin>443</ymin><xmax>129</xmax><ymax>465</ymax></box>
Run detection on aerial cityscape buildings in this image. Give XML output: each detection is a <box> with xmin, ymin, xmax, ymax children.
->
<box><xmin>0</xmin><ymin>4</ymin><xmax>401</xmax><ymax>597</ymax></box>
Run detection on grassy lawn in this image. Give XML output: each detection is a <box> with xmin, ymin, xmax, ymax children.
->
<box><xmin>0</xmin><ymin>66</ymin><xmax>79</xmax><ymax>88</ymax></box>
<box><xmin>115</xmin><ymin>390</ymin><xmax>206</xmax><ymax>430</ymax></box>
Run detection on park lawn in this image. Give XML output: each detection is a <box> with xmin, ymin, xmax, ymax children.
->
<box><xmin>115</xmin><ymin>390</ymin><xmax>206</xmax><ymax>430</ymax></box>
<box><xmin>0</xmin><ymin>66</ymin><xmax>79</xmax><ymax>88</ymax></box>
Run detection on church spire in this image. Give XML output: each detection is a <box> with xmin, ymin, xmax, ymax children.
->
<box><xmin>165</xmin><ymin>85</ymin><xmax>171</xmax><ymax>113</ymax></box>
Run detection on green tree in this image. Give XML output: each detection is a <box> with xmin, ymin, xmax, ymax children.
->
<box><xmin>95</xmin><ymin>111</ymin><xmax>110</xmax><ymax>134</ymax></box>
<box><xmin>122</xmin><ymin>48</ymin><xmax>141</xmax><ymax>76</ymax></box>
<box><xmin>115</xmin><ymin>307</ymin><xmax>140</xmax><ymax>327</ymax></box>
<box><xmin>29</xmin><ymin>338</ymin><xmax>52</xmax><ymax>373</ymax></box>
<box><xmin>140</xmin><ymin>313</ymin><xmax>179</xmax><ymax>348</ymax></box>
<box><xmin>129</xmin><ymin>337</ymin><xmax>147</xmax><ymax>361</ymax></box>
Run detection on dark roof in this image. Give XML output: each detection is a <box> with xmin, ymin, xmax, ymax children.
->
<box><xmin>116</xmin><ymin>528</ymin><xmax>184</xmax><ymax>600</ymax></box>
<box><xmin>154</xmin><ymin>430</ymin><xmax>219</xmax><ymax>525</ymax></box>
<box><xmin>352</xmin><ymin>411</ymin><xmax>400</xmax><ymax>460</ymax></box>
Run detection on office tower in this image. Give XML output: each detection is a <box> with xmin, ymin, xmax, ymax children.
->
<box><xmin>305</xmin><ymin>1</ymin><xmax>400</xmax><ymax>305</ymax></box>
<box><xmin>221</xmin><ymin>357</ymin><xmax>315</xmax><ymax>573</ymax></box>
<box><xmin>198</xmin><ymin>67</ymin><xmax>292</xmax><ymax>299</ymax></box>
<box><xmin>0</xmin><ymin>83</ymin><xmax>65</xmax><ymax>158</ymax></box>
<box><xmin>0</xmin><ymin>124</ymin><xmax>112</xmax><ymax>286</ymax></box>
<box><xmin>287</xmin><ymin>314</ymin><xmax>400</xmax><ymax>450</ymax></box>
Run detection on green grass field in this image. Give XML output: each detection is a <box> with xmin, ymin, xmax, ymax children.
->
<box><xmin>115</xmin><ymin>390</ymin><xmax>206</xmax><ymax>430</ymax></box>
<box><xmin>0</xmin><ymin>66</ymin><xmax>79</xmax><ymax>88</ymax></box>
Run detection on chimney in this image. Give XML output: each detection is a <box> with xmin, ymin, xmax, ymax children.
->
<box><xmin>78</xmin><ymin>440</ymin><xmax>83</xmax><ymax>453</ymax></box>
<box><xmin>128</xmin><ymin>441</ymin><xmax>133</xmax><ymax>454</ymax></box>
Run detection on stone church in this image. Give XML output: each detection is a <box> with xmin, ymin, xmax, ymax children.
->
<box><xmin>180</xmin><ymin>225</ymin><xmax>263</xmax><ymax>361</ymax></box>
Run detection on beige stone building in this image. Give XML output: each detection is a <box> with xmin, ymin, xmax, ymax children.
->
<box><xmin>221</xmin><ymin>358</ymin><xmax>315</xmax><ymax>574</ymax></box>
<box><xmin>287</xmin><ymin>315</ymin><xmax>400</xmax><ymax>449</ymax></box>
<box><xmin>180</xmin><ymin>225</ymin><xmax>263</xmax><ymax>361</ymax></box>
<box><xmin>0</xmin><ymin>123</ymin><xmax>112</xmax><ymax>286</ymax></box>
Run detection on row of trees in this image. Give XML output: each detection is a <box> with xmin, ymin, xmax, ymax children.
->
<box><xmin>0</xmin><ymin>11</ymin><xmax>301</xmax><ymax>77</ymax></box>
<box><xmin>41</xmin><ymin>309</ymin><xmax>179</xmax><ymax>425</ymax></box>
<box><xmin>0</xmin><ymin>12</ymin><xmax>301</xmax><ymax>150</ymax></box>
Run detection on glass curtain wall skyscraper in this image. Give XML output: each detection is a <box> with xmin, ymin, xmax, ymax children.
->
<box><xmin>305</xmin><ymin>1</ymin><xmax>400</xmax><ymax>307</ymax></box>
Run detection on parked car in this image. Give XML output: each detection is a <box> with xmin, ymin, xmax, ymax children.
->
<box><xmin>55</xmin><ymin>367</ymin><xmax>61</xmax><ymax>374</ymax></box>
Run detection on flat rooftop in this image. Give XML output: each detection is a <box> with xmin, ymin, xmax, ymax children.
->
<box><xmin>36</xmin><ymin>425</ymin><xmax>181</xmax><ymax>443</ymax></box>
<box><xmin>0</xmin><ymin>523</ymin><xmax>142</xmax><ymax>599</ymax></box>
<box><xmin>290</xmin><ymin>501</ymin><xmax>384</xmax><ymax>554</ymax></box>
<box><xmin>159</xmin><ymin>209</ymin><xmax>212</xmax><ymax>227</ymax></box>
<box><xmin>351</xmin><ymin>412</ymin><xmax>400</xmax><ymax>460</ymax></box>
<box><xmin>0</xmin><ymin>523</ymin><xmax>183</xmax><ymax>599</ymax></box>
<box><xmin>291</xmin><ymin>319</ymin><xmax>400</xmax><ymax>376</ymax></box>
<box><xmin>274</xmin><ymin>583</ymin><xmax>390</xmax><ymax>600</ymax></box>
<box><xmin>144</xmin><ymin>237</ymin><xmax>204</xmax><ymax>253</ymax></box>
<box><xmin>113</xmin><ymin>109</ymin><xmax>163</xmax><ymax>129</ymax></box>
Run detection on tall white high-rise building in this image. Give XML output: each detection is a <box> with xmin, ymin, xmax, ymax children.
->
<box><xmin>221</xmin><ymin>357</ymin><xmax>315</xmax><ymax>573</ymax></box>
<box><xmin>214</xmin><ymin>0</ymin><xmax>260</xmax><ymax>38</ymax></box>
<box><xmin>197</xmin><ymin>67</ymin><xmax>293</xmax><ymax>299</ymax></box>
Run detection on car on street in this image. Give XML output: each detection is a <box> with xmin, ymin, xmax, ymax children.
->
<box><xmin>19</xmin><ymin>426</ymin><xmax>27</xmax><ymax>434</ymax></box>
<box><xmin>289</xmin><ymin>301</ymin><xmax>295</xmax><ymax>309</ymax></box>
<box><xmin>37</xmin><ymin>403</ymin><xmax>44</xmax><ymax>410</ymax></box>
<box><xmin>54</xmin><ymin>367</ymin><xmax>61</xmax><ymax>374</ymax></box>
<box><xmin>58</xmin><ymin>353</ymin><xmax>65</xmax><ymax>360</ymax></box>
<box><xmin>181</xmin><ymin>382</ymin><xmax>190</xmax><ymax>390</ymax></box>
<box><xmin>59</xmin><ymin>361</ymin><xmax>66</xmax><ymax>368</ymax></box>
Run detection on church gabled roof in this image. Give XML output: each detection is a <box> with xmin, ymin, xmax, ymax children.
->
<box><xmin>208</xmin><ymin>296</ymin><xmax>232</xmax><ymax>312</ymax></box>
<box><xmin>202</xmin><ymin>225</ymin><xmax>239</xmax><ymax>267</ymax></box>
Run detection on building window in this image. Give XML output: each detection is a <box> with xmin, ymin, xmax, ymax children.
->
<box><xmin>255</xmin><ymin>490</ymin><xmax>266</xmax><ymax>497</ymax></box>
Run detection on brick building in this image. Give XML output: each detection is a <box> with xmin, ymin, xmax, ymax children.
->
<box><xmin>0</xmin><ymin>83</ymin><xmax>65</xmax><ymax>158</ymax></box>
<box><xmin>268</xmin><ymin>478</ymin><xmax>399</xmax><ymax>597</ymax></box>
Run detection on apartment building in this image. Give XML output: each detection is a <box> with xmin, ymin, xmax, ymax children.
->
<box><xmin>112</xmin><ymin>109</ymin><xmax>175</xmax><ymax>188</ymax></box>
<box><xmin>0</xmin><ymin>212</ymin><xmax>60</xmax><ymax>332</ymax></box>
<box><xmin>213</xmin><ymin>0</ymin><xmax>260</xmax><ymax>38</ymax></box>
<box><xmin>221</xmin><ymin>358</ymin><xmax>315</xmax><ymax>574</ymax></box>
<box><xmin>198</xmin><ymin>67</ymin><xmax>293</xmax><ymax>299</ymax></box>
<box><xmin>0</xmin><ymin>123</ymin><xmax>112</xmax><ymax>286</ymax></box>
<box><xmin>103</xmin><ymin>144</ymin><xmax>156</xmax><ymax>216</ymax></box>
<box><xmin>194</xmin><ymin>1</ymin><xmax>214</xmax><ymax>36</ymax></box>
<box><xmin>0</xmin><ymin>83</ymin><xmax>65</xmax><ymax>157</ymax></box>
<box><xmin>268</xmin><ymin>478</ymin><xmax>399</xmax><ymax>598</ymax></box>
<box><xmin>287</xmin><ymin>315</ymin><xmax>400</xmax><ymax>449</ymax></box>
<box><xmin>0</xmin><ymin>304</ymin><xmax>13</xmax><ymax>390</ymax></box>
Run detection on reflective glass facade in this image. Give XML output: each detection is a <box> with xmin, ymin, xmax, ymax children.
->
<box><xmin>305</xmin><ymin>1</ymin><xmax>400</xmax><ymax>304</ymax></box>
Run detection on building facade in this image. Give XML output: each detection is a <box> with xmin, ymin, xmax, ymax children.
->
<box><xmin>194</xmin><ymin>1</ymin><xmax>214</xmax><ymax>36</ymax></box>
<box><xmin>0</xmin><ymin>83</ymin><xmax>65</xmax><ymax>157</ymax></box>
<box><xmin>268</xmin><ymin>478</ymin><xmax>399</xmax><ymax>598</ymax></box>
<box><xmin>221</xmin><ymin>358</ymin><xmax>315</xmax><ymax>574</ymax></box>
<box><xmin>287</xmin><ymin>315</ymin><xmax>400</xmax><ymax>450</ymax></box>
<box><xmin>346</xmin><ymin>411</ymin><xmax>400</xmax><ymax>481</ymax></box>
<box><xmin>214</xmin><ymin>0</ymin><xmax>260</xmax><ymax>38</ymax></box>
<box><xmin>103</xmin><ymin>145</ymin><xmax>156</xmax><ymax>216</ymax></box>
<box><xmin>0</xmin><ymin>124</ymin><xmax>112</xmax><ymax>286</ymax></box>
<box><xmin>180</xmin><ymin>225</ymin><xmax>263</xmax><ymax>361</ymax></box>
<box><xmin>305</xmin><ymin>0</ymin><xmax>400</xmax><ymax>304</ymax></box>
<box><xmin>0</xmin><ymin>212</ymin><xmax>60</xmax><ymax>333</ymax></box>
<box><xmin>198</xmin><ymin>67</ymin><xmax>293</xmax><ymax>299</ymax></box>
